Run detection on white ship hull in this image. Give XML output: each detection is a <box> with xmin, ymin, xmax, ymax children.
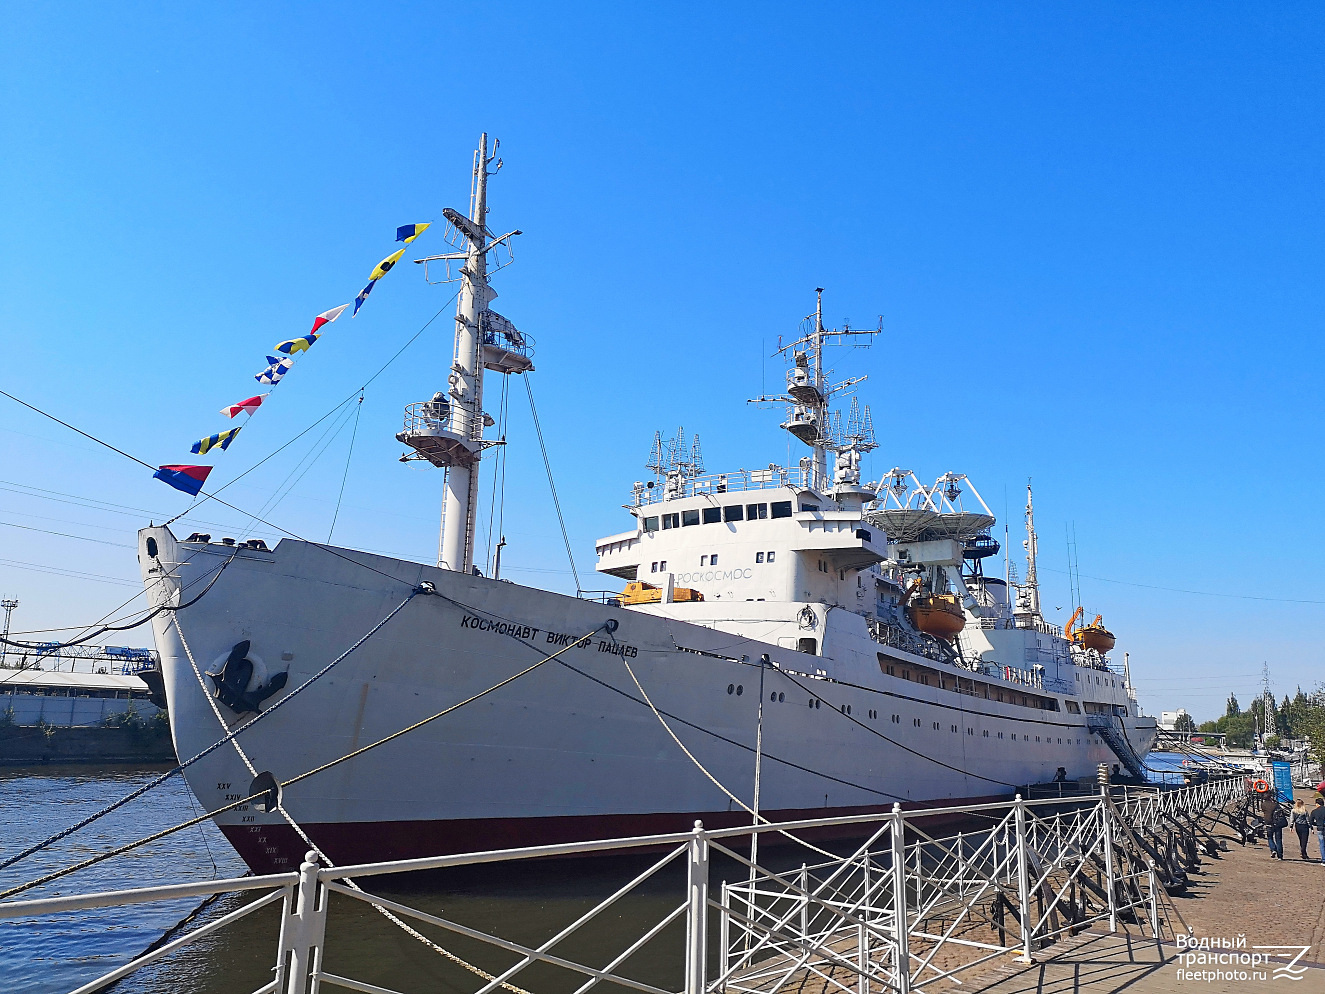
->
<box><xmin>140</xmin><ymin>528</ymin><xmax>1156</xmax><ymax>874</ymax></box>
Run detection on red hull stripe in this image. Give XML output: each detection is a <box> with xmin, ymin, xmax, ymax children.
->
<box><xmin>221</xmin><ymin>794</ymin><xmax>1010</xmax><ymax>874</ymax></box>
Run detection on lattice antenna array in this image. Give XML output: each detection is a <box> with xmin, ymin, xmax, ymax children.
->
<box><xmin>646</xmin><ymin>427</ymin><xmax>706</xmax><ymax>482</ymax></box>
<box><xmin>843</xmin><ymin>397</ymin><xmax>877</xmax><ymax>453</ymax></box>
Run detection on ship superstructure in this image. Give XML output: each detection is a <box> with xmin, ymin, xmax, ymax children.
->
<box><xmin>137</xmin><ymin>136</ymin><xmax>1156</xmax><ymax>874</ymax></box>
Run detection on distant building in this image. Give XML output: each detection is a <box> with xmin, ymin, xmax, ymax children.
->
<box><xmin>1159</xmin><ymin>708</ymin><xmax>1192</xmax><ymax>731</ymax></box>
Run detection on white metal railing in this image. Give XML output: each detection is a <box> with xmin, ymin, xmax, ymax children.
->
<box><xmin>632</xmin><ymin>467</ymin><xmax>810</xmax><ymax>507</ymax></box>
<box><xmin>0</xmin><ymin>778</ymin><xmax>1249</xmax><ymax>994</ymax></box>
<box><xmin>400</xmin><ymin>402</ymin><xmax>485</xmax><ymax>443</ymax></box>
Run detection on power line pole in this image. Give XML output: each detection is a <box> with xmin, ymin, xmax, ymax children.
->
<box><xmin>1260</xmin><ymin>660</ymin><xmax>1277</xmax><ymax>743</ymax></box>
<box><xmin>0</xmin><ymin>599</ymin><xmax>17</xmax><ymax>669</ymax></box>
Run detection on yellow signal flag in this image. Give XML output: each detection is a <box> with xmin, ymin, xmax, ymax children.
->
<box><xmin>370</xmin><ymin>249</ymin><xmax>406</xmax><ymax>280</ymax></box>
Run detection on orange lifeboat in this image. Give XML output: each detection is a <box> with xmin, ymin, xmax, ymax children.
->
<box><xmin>1066</xmin><ymin>607</ymin><xmax>1116</xmax><ymax>653</ymax></box>
<box><xmin>619</xmin><ymin>581</ymin><xmax>704</xmax><ymax>605</ymax></box>
<box><xmin>906</xmin><ymin>593</ymin><xmax>966</xmax><ymax>640</ymax></box>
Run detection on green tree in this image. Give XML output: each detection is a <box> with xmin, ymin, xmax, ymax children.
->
<box><xmin>1174</xmin><ymin>712</ymin><xmax>1197</xmax><ymax>733</ymax></box>
<box><xmin>1226</xmin><ymin>693</ymin><xmax>1240</xmax><ymax>717</ymax></box>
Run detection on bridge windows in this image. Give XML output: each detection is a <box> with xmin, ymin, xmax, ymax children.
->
<box><xmin>746</xmin><ymin>503</ymin><xmax>768</xmax><ymax>519</ymax></box>
<box><xmin>771</xmin><ymin>501</ymin><xmax>793</xmax><ymax>519</ymax></box>
<box><xmin>643</xmin><ymin>516</ymin><xmax>659</xmax><ymax>532</ymax></box>
<box><xmin>682</xmin><ymin>510</ymin><xmax>700</xmax><ymax>527</ymax></box>
<box><xmin>702</xmin><ymin>507</ymin><xmax>721</xmax><ymax>524</ymax></box>
<box><xmin>662</xmin><ymin>513</ymin><xmax>679</xmax><ymax>529</ymax></box>
<box><xmin>723</xmin><ymin>505</ymin><xmax>744</xmax><ymax>522</ymax></box>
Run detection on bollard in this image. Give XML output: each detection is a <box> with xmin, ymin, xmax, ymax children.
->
<box><xmin>684</xmin><ymin>821</ymin><xmax>709</xmax><ymax>994</ymax></box>
<box><xmin>285</xmin><ymin>851</ymin><xmax>327</xmax><ymax>994</ymax></box>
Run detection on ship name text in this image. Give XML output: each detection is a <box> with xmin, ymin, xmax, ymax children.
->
<box><xmin>459</xmin><ymin>614</ymin><xmax>638</xmax><ymax>657</ymax></box>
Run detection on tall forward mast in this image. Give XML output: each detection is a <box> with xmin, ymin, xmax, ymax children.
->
<box><xmin>398</xmin><ymin>133</ymin><xmax>532</xmax><ymax>572</ymax></box>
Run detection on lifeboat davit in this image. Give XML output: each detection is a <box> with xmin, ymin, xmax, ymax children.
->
<box><xmin>906</xmin><ymin>593</ymin><xmax>966</xmax><ymax>640</ymax></box>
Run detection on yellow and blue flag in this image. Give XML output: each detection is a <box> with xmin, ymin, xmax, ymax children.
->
<box><xmin>191</xmin><ymin>427</ymin><xmax>241</xmax><ymax>455</ymax></box>
<box><xmin>276</xmin><ymin>331</ymin><xmax>319</xmax><ymax>355</ymax></box>
<box><xmin>396</xmin><ymin>223</ymin><xmax>430</xmax><ymax>245</ymax></box>
<box><xmin>370</xmin><ymin>249</ymin><xmax>406</xmax><ymax>280</ymax></box>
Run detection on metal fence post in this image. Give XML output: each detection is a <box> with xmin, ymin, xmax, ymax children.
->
<box><xmin>285</xmin><ymin>851</ymin><xmax>327</xmax><ymax>994</ymax></box>
<box><xmin>799</xmin><ymin>863</ymin><xmax>809</xmax><ymax>939</ymax></box>
<box><xmin>889</xmin><ymin>803</ymin><xmax>911</xmax><ymax>994</ymax></box>
<box><xmin>1100</xmin><ymin>790</ymin><xmax>1118</xmax><ymax>933</ymax></box>
<box><xmin>1013</xmin><ymin>795</ymin><xmax>1034</xmax><ymax>962</ymax></box>
<box><xmin>719</xmin><ymin>880</ymin><xmax>729</xmax><ymax>982</ymax></box>
<box><xmin>685</xmin><ymin>821</ymin><xmax>710</xmax><ymax>994</ymax></box>
<box><xmin>1148</xmin><ymin>861</ymin><xmax>1159</xmax><ymax>936</ymax></box>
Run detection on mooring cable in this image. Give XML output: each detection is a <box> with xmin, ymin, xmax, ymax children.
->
<box><xmin>0</xmin><ymin>587</ymin><xmax>424</xmax><ymax>873</ymax></box>
<box><xmin>0</xmin><ymin>624</ymin><xmax>604</xmax><ymax>905</ymax></box>
<box><xmin>0</xmin><ymin>546</ymin><xmax>240</xmax><ymax>652</ymax></box>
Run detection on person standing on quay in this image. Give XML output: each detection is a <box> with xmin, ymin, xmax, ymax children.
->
<box><xmin>1264</xmin><ymin>801</ymin><xmax>1287</xmax><ymax>860</ymax></box>
<box><xmin>1291</xmin><ymin>798</ymin><xmax>1311</xmax><ymax>859</ymax></box>
<box><xmin>1310</xmin><ymin>798</ymin><xmax>1325</xmax><ymax>864</ymax></box>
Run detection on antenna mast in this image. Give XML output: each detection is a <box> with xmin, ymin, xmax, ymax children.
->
<box><xmin>397</xmin><ymin>133</ymin><xmax>531</xmax><ymax>573</ymax></box>
<box><xmin>1015</xmin><ymin>481</ymin><xmax>1041</xmax><ymax>621</ymax></box>
<box><xmin>748</xmin><ymin>289</ymin><xmax>878</xmax><ymax>492</ymax></box>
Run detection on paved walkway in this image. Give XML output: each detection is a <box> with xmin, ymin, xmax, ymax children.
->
<box><xmin>972</xmin><ymin>796</ymin><xmax>1325</xmax><ymax>993</ymax></box>
<box><xmin>971</xmin><ymin>928</ymin><xmax>1325</xmax><ymax>994</ymax></box>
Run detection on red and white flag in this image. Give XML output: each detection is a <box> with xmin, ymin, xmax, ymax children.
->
<box><xmin>220</xmin><ymin>393</ymin><xmax>269</xmax><ymax>418</ymax></box>
<box><xmin>309</xmin><ymin>303</ymin><xmax>350</xmax><ymax>336</ymax></box>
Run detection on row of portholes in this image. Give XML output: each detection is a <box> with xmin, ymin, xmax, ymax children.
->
<box><xmin>727</xmin><ymin>688</ymin><xmax>1088</xmax><ymax>748</ymax></box>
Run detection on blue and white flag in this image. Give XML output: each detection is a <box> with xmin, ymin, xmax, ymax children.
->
<box><xmin>352</xmin><ymin>279</ymin><xmax>377</xmax><ymax>317</ymax></box>
<box><xmin>255</xmin><ymin>355</ymin><xmax>295</xmax><ymax>385</ymax></box>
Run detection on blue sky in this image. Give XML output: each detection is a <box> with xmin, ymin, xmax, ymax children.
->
<box><xmin>1</xmin><ymin>3</ymin><xmax>1322</xmax><ymax>723</ymax></box>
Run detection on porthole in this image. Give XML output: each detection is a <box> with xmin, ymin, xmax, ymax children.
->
<box><xmin>778</xmin><ymin>692</ymin><xmax>784</xmax><ymax>702</ymax></box>
<box><xmin>736</xmin><ymin>685</ymin><xmax>743</xmax><ymax>696</ymax></box>
<box><xmin>727</xmin><ymin>684</ymin><xmax>734</xmax><ymax>695</ymax></box>
<box><xmin>770</xmin><ymin>692</ymin><xmax>776</xmax><ymax>702</ymax></box>
<box><xmin>815</xmin><ymin>699</ymin><xmax>821</xmax><ymax>709</ymax></box>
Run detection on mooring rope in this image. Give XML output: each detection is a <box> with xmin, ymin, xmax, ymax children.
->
<box><xmin>136</xmin><ymin>618</ymin><xmax>603</xmax><ymax>994</ymax></box>
<box><xmin>0</xmin><ymin>587</ymin><xmax>423</xmax><ymax>873</ymax></box>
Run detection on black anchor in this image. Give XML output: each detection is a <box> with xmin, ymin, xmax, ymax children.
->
<box><xmin>209</xmin><ymin>639</ymin><xmax>289</xmax><ymax>715</ymax></box>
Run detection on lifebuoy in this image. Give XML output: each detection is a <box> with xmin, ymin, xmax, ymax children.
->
<box><xmin>1251</xmin><ymin>779</ymin><xmax>1270</xmax><ymax>793</ymax></box>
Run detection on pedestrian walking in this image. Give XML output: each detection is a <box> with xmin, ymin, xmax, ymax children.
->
<box><xmin>1266</xmin><ymin>802</ymin><xmax>1287</xmax><ymax>860</ymax></box>
<box><xmin>1291</xmin><ymin>799</ymin><xmax>1311</xmax><ymax>859</ymax></box>
<box><xmin>1310</xmin><ymin>798</ymin><xmax>1325</xmax><ymax>865</ymax></box>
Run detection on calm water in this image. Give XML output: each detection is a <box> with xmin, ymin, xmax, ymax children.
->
<box><xmin>0</xmin><ymin>765</ymin><xmax>766</xmax><ymax>994</ymax></box>
<box><xmin>1</xmin><ymin>755</ymin><xmax>1187</xmax><ymax>993</ymax></box>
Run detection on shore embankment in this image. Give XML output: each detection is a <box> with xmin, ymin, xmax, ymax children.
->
<box><xmin>0</xmin><ymin>721</ymin><xmax>174</xmax><ymax>763</ymax></box>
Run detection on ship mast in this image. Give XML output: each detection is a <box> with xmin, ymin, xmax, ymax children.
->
<box><xmin>397</xmin><ymin>133</ymin><xmax>532</xmax><ymax>573</ymax></box>
<box><xmin>439</xmin><ymin>135</ymin><xmax>494</xmax><ymax>573</ymax></box>
<box><xmin>1016</xmin><ymin>481</ymin><xmax>1042</xmax><ymax>621</ymax></box>
<box><xmin>749</xmin><ymin>289</ymin><xmax>878</xmax><ymax>492</ymax></box>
